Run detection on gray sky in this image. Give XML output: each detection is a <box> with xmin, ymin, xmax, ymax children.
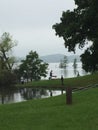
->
<box><xmin>0</xmin><ymin>0</ymin><xmax>83</xmax><ymax>57</ymax></box>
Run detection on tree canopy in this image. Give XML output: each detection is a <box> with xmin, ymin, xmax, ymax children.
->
<box><xmin>0</xmin><ymin>32</ymin><xmax>17</xmax><ymax>86</ymax></box>
<box><xmin>0</xmin><ymin>32</ymin><xmax>17</xmax><ymax>71</ymax></box>
<box><xmin>53</xmin><ymin>0</ymin><xmax>98</xmax><ymax>72</ymax></box>
<box><xmin>19</xmin><ymin>50</ymin><xmax>48</xmax><ymax>81</ymax></box>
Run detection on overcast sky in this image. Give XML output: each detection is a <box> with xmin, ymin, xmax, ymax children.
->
<box><xmin>0</xmin><ymin>0</ymin><xmax>84</xmax><ymax>57</ymax></box>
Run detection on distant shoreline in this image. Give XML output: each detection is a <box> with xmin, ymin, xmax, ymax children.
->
<box><xmin>40</xmin><ymin>54</ymin><xmax>80</xmax><ymax>63</ymax></box>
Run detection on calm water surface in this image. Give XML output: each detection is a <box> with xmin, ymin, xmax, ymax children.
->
<box><xmin>45</xmin><ymin>62</ymin><xmax>87</xmax><ymax>79</ymax></box>
<box><xmin>0</xmin><ymin>62</ymin><xmax>87</xmax><ymax>104</ymax></box>
<box><xmin>0</xmin><ymin>87</ymin><xmax>65</xmax><ymax>104</ymax></box>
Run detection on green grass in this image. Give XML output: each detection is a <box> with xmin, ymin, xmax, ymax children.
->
<box><xmin>16</xmin><ymin>72</ymin><xmax>98</xmax><ymax>89</ymax></box>
<box><xmin>0</xmin><ymin>87</ymin><xmax>98</xmax><ymax>130</ymax></box>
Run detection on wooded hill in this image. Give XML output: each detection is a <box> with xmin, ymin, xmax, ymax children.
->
<box><xmin>40</xmin><ymin>54</ymin><xmax>80</xmax><ymax>63</ymax></box>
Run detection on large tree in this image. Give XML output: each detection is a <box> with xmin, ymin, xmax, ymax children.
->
<box><xmin>53</xmin><ymin>0</ymin><xmax>98</xmax><ymax>72</ymax></box>
<box><xmin>0</xmin><ymin>32</ymin><xmax>17</xmax><ymax>71</ymax></box>
<box><xmin>0</xmin><ymin>32</ymin><xmax>17</xmax><ymax>86</ymax></box>
<box><xmin>19</xmin><ymin>50</ymin><xmax>48</xmax><ymax>81</ymax></box>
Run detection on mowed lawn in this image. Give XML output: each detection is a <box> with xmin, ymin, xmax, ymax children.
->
<box><xmin>16</xmin><ymin>72</ymin><xmax>98</xmax><ymax>89</ymax></box>
<box><xmin>0</xmin><ymin>87</ymin><xmax>98</xmax><ymax>130</ymax></box>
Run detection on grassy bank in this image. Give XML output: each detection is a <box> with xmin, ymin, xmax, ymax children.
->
<box><xmin>0</xmin><ymin>87</ymin><xmax>98</xmax><ymax>130</ymax></box>
<box><xmin>16</xmin><ymin>72</ymin><xmax>98</xmax><ymax>89</ymax></box>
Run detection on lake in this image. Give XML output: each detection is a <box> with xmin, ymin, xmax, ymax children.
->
<box><xmin>0</xmin><ymin>62</ymin><xmax>87</xmax><ymax>104</ymax></box>
<box><xmin>44</xmin><ymin>62</ymin><xmax>87</xmax><ymax>79</ymax></box>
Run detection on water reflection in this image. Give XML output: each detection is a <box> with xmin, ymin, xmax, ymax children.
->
<box><xmin>19</xmin><ymin>88</ymin><xmax>49</xmax><ymax>100</ymax></box>
<box><xmin>0</xmin><ymin>62</ymin><xmax>88</xmax><ymax>104</ymax></box>
<box><xmin>0</xmin><ymin>87</ymin><xmax>18</xmax><ymax>104</ymax></box>
<box><xmin>0</xmin><ymin>87</ymin><xmax>65</xmax><ymax>104</ymax></box>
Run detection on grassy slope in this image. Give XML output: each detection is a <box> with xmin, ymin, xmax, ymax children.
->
<box><xmin>0</xmin><ymin>87</ymin><xmax>98</xmax><ymax>130</ymax></box>
<box><xmin>16</xmin><ymin>72</ymin><xmax>98</xmax><ymax>89</ymax></box>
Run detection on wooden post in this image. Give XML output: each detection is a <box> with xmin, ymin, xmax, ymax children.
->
<box><xmin>66</xmin><ymin>87</ymin><xmax>72</xmax><ymax>105</ymax></box>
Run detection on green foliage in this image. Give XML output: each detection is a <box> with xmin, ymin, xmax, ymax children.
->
<box><xmin>53</xmin><ymin>0</ymin><xmax>98</xmax><ymax>72</ymax></box>
<box><xmin>81</xmin><ymin>40</ymin><xmax>98</xmax><ymax>72</ymax></box>
<box><xmin>0</xmin><ymin>70</ymin><xmax>17</xmax><ymax>86</ymax></box>
<box><xmin>0</xmin><ymin>32</ymin><xmax>17</xmax><ymax>70</ymax></box>
<box><xmin>0</xmin><ymin>32</ymin><xmax>17</xmax><ymax>86</ymax></box>
<box><xmin>19</xmin><ymin>50</ymin><xmax>48</xmax><ymax>81</ymax></box>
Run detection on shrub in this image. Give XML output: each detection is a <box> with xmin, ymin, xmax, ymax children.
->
<box><xmin>0</xmin><ymin>70</ymin><xmax>17</xmax><ymax>86</ymax></box>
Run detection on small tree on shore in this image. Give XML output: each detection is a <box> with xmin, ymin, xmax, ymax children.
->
<box><xmin>19</xmin><ymin>50</ymin><xmax>48</xmax><ymax>81</ymax></box>
<box><xmin>59</xmin><ymin>55</ymin><xmax>68</xmax><ymax>68</ymax></box>
<box><xmin>73</xmin><ymin>58</ymin><xmax>77</xmax><ymax>70</ymax></box>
